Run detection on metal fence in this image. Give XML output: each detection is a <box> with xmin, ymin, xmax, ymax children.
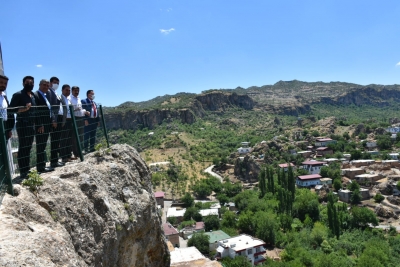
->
<box><xmin>0</xmin><ymin>104</ymin><xmax>109</xmax><ymax>206</ymax></box>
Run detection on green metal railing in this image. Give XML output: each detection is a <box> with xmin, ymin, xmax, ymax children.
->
<box><xmin>0</xmin><ymin>104</ymin><xmax>109</xmax><ymax>207</ymax></box>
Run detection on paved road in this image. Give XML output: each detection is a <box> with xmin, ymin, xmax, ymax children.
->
<box><xmin>204</xmin><ymin>165</ymin><xmax>223</xmax><ymax>182</ymax></box>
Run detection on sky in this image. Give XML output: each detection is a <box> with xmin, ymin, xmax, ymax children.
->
<box><xmin>1</xmin><ymin>0</ymin><xmax>400</xmax><ymax>106</ymax></box>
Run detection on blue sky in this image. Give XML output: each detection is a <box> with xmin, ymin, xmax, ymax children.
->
<box><xmin>1</xmin><ymin>0</ymin><xmax>400</xmax><ymax>106</ymax></box>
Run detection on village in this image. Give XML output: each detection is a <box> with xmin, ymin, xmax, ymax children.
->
<box><xmin>156</xmin><ymin>123</ymin><xmax>400</xmax><ymax>266</ymax></box>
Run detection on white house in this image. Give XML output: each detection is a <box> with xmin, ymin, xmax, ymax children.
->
<box><xmin>199</xmin><ymin>209</ymin><xmax>219</xmax><ymax>218</ymax></box>
<box><xmin>167</xmin><ymin>207</ymin><xmax>186</xmax><ymax>222</ymax></box>
<box><xmin>296</xmin><ymin>174</ymin><xmax>322</xmax><ymax>187</ymax></box>
<box><xmin>389</xmin><ymin>153</ymin><xmax>399</xmax><ymax>160</ymax></box>
<box><xmin>315</xmin><ymin>138</ymin><xmax>336</xmax><ymax>147</ymax></box>
<box><xmin>237</xmin><ymin>142</ymin><xmax>251</xmax><ymax>154</ymax></box>
<box><xmin>216</xmin><ymin>234</ymin><xmax>266</xmax><ymax>265</ymax></box>
<box><xmin>301</xmin><ymin>160</ymin><xmax>326</xmax><ymax>174</ymax></box>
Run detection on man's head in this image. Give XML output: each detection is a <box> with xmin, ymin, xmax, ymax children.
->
<box><xmin>39</xmin><ymin>79</ymin><xmax>50</xmax><ymax>93</ymax></box>
<box><xmin>71</xmin><ymin>86</ymin><xmax>80</xmax><ymax>97</ymax></box>
<box><xmin>62</xmin><ymin>84</ymin><xmax>71</xmax><ymax>97</ymax></box>
<box><xmin>22</xmin><ymin>76</ymin><xmax>34</xmax><ymax>91</ymax></box>
<box><xmin>86</xmin><ymin>90</ymin><xmax>95</xmax><ymax>100</ymax></box>
<box><xmin>0</xmin><ymin>74</ymin><xmax>9</xmax><ymax>92</ymax></box>
<box><xmin>49</xmin><ymin>76</ymin><xmax>60</xmax><ymax>90</ymax></box>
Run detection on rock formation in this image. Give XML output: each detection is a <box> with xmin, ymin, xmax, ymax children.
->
<box><xmin>0</xmin><ymin>144</ymin><xmax>169</xmax><ymax>267</ymax></box>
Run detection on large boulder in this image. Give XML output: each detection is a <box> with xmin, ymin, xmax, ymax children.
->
<box><xmin>0</xmin><ymin>144</ymin><xmax>169</xmax><ymax>267</ymax></box>
<box><xmin>374</xmin><ymin>204</ymin><xmax>398</xmax><ymax>219</ymax></box>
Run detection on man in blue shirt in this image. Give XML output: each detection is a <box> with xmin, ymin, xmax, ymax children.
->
<box><xmin>82</xmin><ymin>90</ymin><xmax>100</xmax><ymax>153</ymax></box>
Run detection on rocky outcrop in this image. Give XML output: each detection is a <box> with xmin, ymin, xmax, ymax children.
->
<box><xmin>234</xmin><ymin>155</ymin><xmax>261</xmax><ymax>182</ymax></box>
<box><xmin>374</xmin><ymin>204</ymin><xmax>398</xmax><ymax>219</ymax></box>
<box><xmin>0</xmin><ymin>144</ymin><xmax>169</xmax><ymax>267</ymax></box>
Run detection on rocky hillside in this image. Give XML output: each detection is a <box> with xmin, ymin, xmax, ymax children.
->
<box><xmin>0</xmin><ymin>144</ymin><xmax>169</xmax><ymax>267</ymax></box>
<box><xmin>103</xmin><ymin>80</ymin><xmax>400</xmax><ymax>130</ymax></box>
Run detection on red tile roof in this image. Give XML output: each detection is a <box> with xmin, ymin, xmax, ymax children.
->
<box><xmin>298</xmin><ymin>174</ymin><xmax>322</xmax><ymax>180</ymax></box>
<box><xmin>195</xmin><ymin>222</ymin><xmax>205</xmax><ymax>230</ymax></box>
<box><xmin>302</xmin><ymin>161</ymin><xmax>326</xmax><ymax>165</ymax></box>
<box><xmin>278</xmin><ymin>163</ymin><xmax>295</xmax><ymax>168</ymax></box>
<box><xmin>154</xmin><ymin>191</ymin><xmax>165</xmax><ymax>198</ymax></box>
<box><xmin>163</xmin><ymin>223</ymin><xmax>179</xmax><ymax>235</ymax></box>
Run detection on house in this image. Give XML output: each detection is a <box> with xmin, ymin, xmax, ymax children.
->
<box><xmin>365</xmin><ymin>141</ymin><xmax>377</xmax><ymax>150</ymax></box>
<box><xmin>320</xmin><ymin>178</ymin><xmax>333</xmax><ymax>186</ymax></box>
<box><xmin>382</xmin><ymin>160</ymin><xmax>400</xmax><ymax>168</ymax></box>
<box><xmin>351</xmin><ymin>160</ymin><xmax>375</xmax><ymax>167</ymax></box>
<box><xmin>225</xmin><ymin>202</ymin><xmax>238</xmax><ymax>212</ymax></box>
<box><xmin>296</xmin><ymin>174</ymin><xmax>322</xmax><ymax>187</ymax></box>
<box><xmin>389</xmin><ymin>153</ymin><xmax>399</xmax><ymax>160</ymax></box>
<box><xmin>170</xmin><ymin>247</ymin><xmax>222</xmax><ymax>267</ymax></box>
<box><xmin>216</xmin><ymin>234</ymin><xmax>267</xmax><ymax>265</ymax></box>
<box><xmin>316</xmin><ymin>147</ymin><xmax>333</xmax><ymax>157</ymax></box>
<box><xmin>278</xmin><ymin>163</ymin><xmax>295</xmax><ymax>172</ymax></box>
<box><xmin>154</xmin><ymin>191</ymin><xmax>165</xmax><ymax>208</ymax></box>
<box><xmin>167</xmin><ymin>207</ymin><xmax>186</xmax><ymax>223</ymax></box>
<box><xmin>199</xmin><ymin>209</ymin><xmax>219</xmax><ymax>218</ymax></box>
<box><xmin>237</xmin><ymin>142</ymin><xmax>251</xmax><ymax>154</ymax></box>
<box><xmin>204</xmin><ymin>230</ymin><xmax>231</xmax><ymax>251</ymax></box>
<box><xmin>341</xmin><ymin>168</ymin><xmax>364</xmax><ymax>179</ymax></box>
<box><xmin>354</xmin><ymin>173</ymin><xmax>380</xmax><ymax>185</ymax></box>
<box><xmin>181</xmin><ymin>222</ymin><xmax>205</xmax><ymax>239</ymax></box>
<box><xmin>301</xmin><ymin>160</ymin><xmax>326</xmax><ymax>174</ymax></box>
<box><xmin>297</xmin><ymin>151</ymin><xmax>312</xmax><ymax>158</ymax></box>
<box><xmin>315</xmin><ymin>138</ymin><xmax>337</xmax><ymax>147</ymax></box>
<box><xmin>163</xmin><ymin>223</ymin><xmax>180</xmax><ymax>248</ymax></box>
<box><xmin>338</xmin><ymin>188</ymin><xmax>370</xmax><ymax>203</ymax></box>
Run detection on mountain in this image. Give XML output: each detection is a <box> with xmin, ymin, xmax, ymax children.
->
<box><xmin>103</xmin><ymin>80</ymin><xmax>400</xmax><ymax>130</ymax></box>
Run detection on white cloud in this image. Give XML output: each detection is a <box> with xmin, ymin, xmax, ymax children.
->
<box><xmin>160</xmin><ymin>28</ymin><xmax>175</xmax><ymax>35</ymax></box>
<box><xmin>36</xmin><ymin>64</ymin><xmax>42</xmax><ymax>68</ymax></box>
<box><xmin>167</xmin><ymin>8</ymin><xmax>172</xmax><ymax>12</ymax></box>
<box><xmin>396</xmin><ymin>62</ymin><xmax>400</xmax><ymax>67</ymax></box>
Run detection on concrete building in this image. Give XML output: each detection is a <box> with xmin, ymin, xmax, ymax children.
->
<box><xmin>302</xmin><ymin>160</ymin><xmax>326</xmax><ymax>174</ymax></box>
<box><xmin>338</xmin><ymin>188</ymin><xmax>370</xmax><ymax>203</ymax></box>
<box><xmin>354</xmin><ymin>173</ymin><xmax>380</xmax><ymax>185</ymax></box>
<box><xmin>297</xmin><ymin>151</ymin><xmax>312</xmax><ymax>158</ymax></box>
<box><xmin>316</xmin><ymin>147</ymin><xmax>333</xmax><ymax>157</ymax></box>
<box><xmin>320</xmin><ymin>178</ymin><xmax>333</xmax><ymax>186</ymax></box>
<box><xmin>163</xmin><ymin>223</ymin><xmax>180</xmax><ymax>248</ymax></box>
<box><xmin>351</xmin><ymin>160</ymin><xmax>375</xmax><ymax>168</ymax></box>
<box><xmin>167</xmin><ymin>207</ymin><xmax>186</xmax><ymax>223</ymax></box>
<box><xmin>341</xmin><ymin>168</ymin><xmax>365</xmax><ymax>179</ymax></box>
<box><xmin>315</xmin><ymin>138</ymin><xmax>337</xmax><ymax>147</ymax></box>
<box><xmin>278</xmin><ymin>163</ymin><xmax>295</xmax><ymax>172</ymax></box>
<box><xmin>237</xmin><ymin>142</ymin><xmax>251</xmax><ymax>154</ymax></box>
<box><xmin>154</xmin><ymin>191</ymin><xmax>165</xmax><ymax>208</ymax></box>
<box><xmin>216</xmin><ymin>234</ymin><xmax>267</xmax><ymax>265</ymax></box>
<box><xmin>204</xmin><ymin>230</ymin><xmax>231</xmax><ymax>251</ymax></box>
<box><xmin>296</xmin><ymin>174</ymin><xmax>322</xmax><ymax>187</ymax></box>
<box><xmin>170</xmin><ymin>247</ymin><xmax>222</xmax><ymax>267</ymax></box>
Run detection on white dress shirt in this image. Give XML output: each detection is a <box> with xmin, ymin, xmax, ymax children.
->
<box><xmin>0</xmin><ymin>92</ymin><xmax>8</xmax><ymax>121</ymax></box>
<box><xmin>69</xmin><ymin>95</ymin><xmax>87</xmax><ymax>117</ymax></box>
<box><xmin>59</xmin><ymin>95</ymin><xmax>72</xmax><ymax>118</ymax></box>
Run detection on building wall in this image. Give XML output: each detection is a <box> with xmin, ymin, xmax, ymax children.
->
<box><xmin>296</xmin><ymin>179</ymin><xmax>320</xmax><ymax>187</ymax></box>
<box><xmin>156</xmin><ymin>197</ymin><xmax>164</xmax><ymax>208</ymax></box>
<box><xmin>167</xmin><ymin>233</ymin><xmax>180</xmax><ymax>247</ymax></box>
<box><xmin>303</xmin><ymin>165</ymin><xmax>323</xmax><ymax>174</ymax></box>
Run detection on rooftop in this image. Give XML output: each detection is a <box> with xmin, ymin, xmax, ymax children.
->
<box><xmin>298</xmin><ymin>174</ymin><xmax>322</xmax><ymax>180</ymax></box>
<box><xmin>204</xmin><ymin>230</ymin><xmax>231</xmax><ymax>243</ymax></box>
<box><xmin>302</xmin><ymin>160</ymin><xmax>326</xmax><ymax>165</ymax></box>
<box><xmin>167</xmin><ymin>207</ymin><xmax>186</xmax><ymax>218</ymax></box>
<box><xmin>316</xmin><ymin>138</ymin><xmax>333</xmax><ymax>142</ymax></box>
<box><xmin>278</xmin><ymin>163</ymin><xmax>295</xmax><ymax>168</ymax></box>
<box><xmin>199</xmin><ymin>209</ymin><xmax>219</xmax><ymax>217</ymax></box>
<box><xmin>170</xmin><ymin>247</ymin><xmax>222</xmax><ymax>267</ymax></box>
<box><xmin>316</xmin><ymin>147</ymin><xmax>331</xmax><ymax>151</ymax></box>
<box><xmin>217</xmin><ymin>234</ymin><xmax>265</xmax><ymax>252</ymax></box>
<box><xmin>163</xmin><ymin>223</ymin><xmax>179</xmax><ymax>236</ymax></box>
<box><xmin>355</xmin><ymin>174</ymin><xmax>379</xmax><ymax>178</ymax></box>
<box><xmin>320</xmin><ymin>178</ymin><xmax>332</xmax><ymax>181</ymax></box>
<box><xmin>195</xmin><ymin>222</ymin><xmax>205</xmax><ymax>230</ymax></box>
<box><xmin>154</xmin><ymin>191</ymin><xmax>165</xmax><ymax>198</ymax></box>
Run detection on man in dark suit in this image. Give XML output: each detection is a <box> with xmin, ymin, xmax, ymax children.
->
<box><xmin>33</xmin><ymin>79</ymin><xmax>55</xmax><ymax>173</ymax></box>
<box><xmin>48</xmin><ymin>76</ymin><xmax>67</xmax><ymax>168</ymax></box>
<box><xmin>82</xmin><ymin>90</ymin><xmax>100</xmax><ymax>153</ymax></box>
<box><xmin>0</xmin><ymin>75</ymin><xmax>15</xmax><ymax>140</ymax></box>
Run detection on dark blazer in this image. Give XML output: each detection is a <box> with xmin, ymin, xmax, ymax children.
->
<box><xmin>48</xmin><ymin>89</ymin><xmax>67</xmax><ymax>125</ymax></box>
<box><xmin>33</xmin><ymin>90</ymin><xmax>56</xmax><ymax>127</ymax></box>
<box><xmin>9</xmin><ymin>88</ymin><xmax>37</xmax><ymax>124</ymax></box>
<box><xmin>3</xmin><ymin>95</ymin><xmax>15</xmax><ymax>140</ymax></box>
<box><xmin>81</xmin><ymin>98</ymin><xmax>100</xmax><ymax>122</ymax></box>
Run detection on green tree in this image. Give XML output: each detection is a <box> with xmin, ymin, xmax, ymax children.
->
<box><xmin>181</xmin><ymin>193</ymin><xmax>194</xmax><ymax>207</ymax></box>
<box><xmin>377</xmin><ymin>134</ymin><xmax>392</xmax><ymax>150</ymax></box>
<box><xmin>216</xmin><ymin>193</ymin><xmax>229</xmax><ymax>206</ymax></box>
<box><xmin>310</xmin><ymin>222</ymin><xmax>329</xmax><ymax>246</ymax></box>
<box><xmin>293</xmin><ymin>189</ymin><xmax>320</xmax><ymax>221</ymax></box>
<box><xmin>350</xmin><ymin>189</ymin><xmax>362</xmax><ymax>205</ymax></box>
<box><xmin>167</xmin><ymin>216</ymin><xmax>177</xmax><ymax>225</ymax></box>
<box><xmin>333</xmin><ymin>179</ymin><xmax>342</xmax><ymax>191</ymax></box>
<box><xmin>237</xmin><ymin>210</ymin><xmax>255</xmax><ymax>235</ymax></box>
<box><xmin>374</xmin><ymin>193</ymin><xmax>385</xmax><ymax>203</ymax></box>
<box><xmin>258</xmin><ymin>167</ymin><xmax>267</xmax><ymax>198</ymax></box>
<box><xmin>184</xmin><ymin>207</ymin><xmax>202</xmax><ymax>222</ymax></box>
<box><xmin>221</xmin><ymin>210</ymin><xmax>237</xmax><ymax>228</ymax></box>
<box><xmin>347</xmin><ymin>181</ymin><xmax>360</xmax><ymax>191</ymax></box>
<box><xmin>187</xmin><ymin>233</ymin><xmax>210</xmax><ymax>255</ymax></box>
<box><xmin>351</xmin><ymin>206</ymin><xmax>378</xmax><ymax>228</ymax></box>
<box><xmin>192</xmin><ymin>181</ymin><xmax>212</xmax><ymax>198</ymax></box>
<box><xmin>204</xmin><ymin>215</ymin><xmax>220</xmax><ymax>231</ymax></box>
<box><xmin>255</xmin><ymin>211</ymin><xmax>279</xmax><ymax>245</ymax></box>
<box><xmin>221</xmin><ymin>256</ymin><xmax>252</xmax><ymax>267</ymax></box>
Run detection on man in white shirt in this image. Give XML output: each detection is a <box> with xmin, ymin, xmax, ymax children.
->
<box><xmin>70</xmin><ymin>86</ymin><xmax>89</xmax><ymax>159</ymax></box>
<box><xmin>0</xmin><ymin>75</ymin><xmax>14</xmax><ymax>140</ymax></box>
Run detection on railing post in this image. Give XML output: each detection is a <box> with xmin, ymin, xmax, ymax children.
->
<box><xmin>69</xmin><ymin>105</ymin><xmax>84</xmax><ymax>161</ymax></box>
<box><xmin>99</xmin><ymin>105</ymin><xmax>110</xmax><ymax>148</ymax></box>
<box><xmin>0</xmin><ymin>118</ymin><xmax>13</xmax><ymax>195</ymax></box>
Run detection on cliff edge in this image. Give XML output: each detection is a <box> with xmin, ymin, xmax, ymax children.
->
<box><xmin>0</xmin><ymin>144</ymin><xmax>169</xmax><ymax>267</ymax></box>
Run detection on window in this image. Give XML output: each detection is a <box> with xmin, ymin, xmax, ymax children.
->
<box><xmin>247</xmin><ymin>249</ymin><xmax>253</xmax><ymax>255</ymax></box>
<box><xmin>256</xmin><ymin>247</ymin><xmax>261</xmax><ymax>253</ymax></box>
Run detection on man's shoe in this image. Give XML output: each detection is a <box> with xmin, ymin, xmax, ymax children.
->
<box><xmin>62</xmin><ymin>159</ymin><xmax>72</xmax><ymax>163</ymax></box>
<box><xmin>37</xmin><ymin>167</ymin><xmax>55</xmax><ymax>173</ymax></box>
<box><xmin>51</xmin><ymin>162</ymin><xmax>65</xmax><ymax>168</ymax></box>
<box><xmin>70</xmin><ymin>157</ymin><xmax>78</xmax><ymax>160</ymax></box>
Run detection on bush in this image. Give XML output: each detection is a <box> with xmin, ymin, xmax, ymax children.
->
<box><xmin>374</xmin><ymin>193</ymin><xmax>385</xmax><ymax>203</ymax></box>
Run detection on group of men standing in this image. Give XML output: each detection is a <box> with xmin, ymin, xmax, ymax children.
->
<box><xmin>0</xmin><ymin>74</ymin><xmax>100</xmax><ymax>178</ymax></box>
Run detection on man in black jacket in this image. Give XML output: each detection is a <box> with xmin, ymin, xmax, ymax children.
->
<box><xmin>0</xmin><ymin>75</ymin><xmax>15</xmax><ymax>140</ymax></box>
<box><xmin>9</xmin><ymin>76</ymin><xmax>37</xmax><ymax>178</ymax></box>
<box><xmin>33</xmin><ymin>79</ymin><xmax>55</xmax><ymax>173</ymax></box>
